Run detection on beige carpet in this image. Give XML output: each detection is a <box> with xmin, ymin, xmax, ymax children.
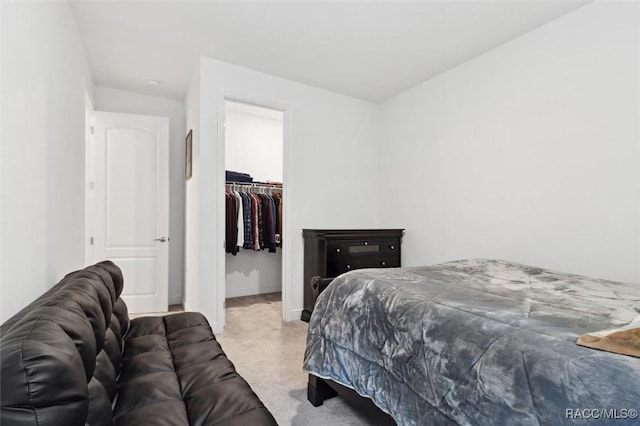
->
<box><xmin>215</xmin><ymin>293</ymin><xmax>373</xmax><ymax>426</ymax></box>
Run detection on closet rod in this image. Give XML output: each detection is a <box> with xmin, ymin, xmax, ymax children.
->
<box><xmin>225</xmin><ymin>181</ymin><xmax>282</xmax><ymax>191</ymax></box>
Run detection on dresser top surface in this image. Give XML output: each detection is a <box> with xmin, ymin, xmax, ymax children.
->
<box><xmin>302</xmin><ymin>229</ymin><xmax>404</xmax><ymax>239</ymax></box>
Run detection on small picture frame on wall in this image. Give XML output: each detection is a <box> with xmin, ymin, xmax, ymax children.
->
<box><xmin>185</xmin><ymin>129</ymin><xmax>193</xmax><ymax>180</ymax></box>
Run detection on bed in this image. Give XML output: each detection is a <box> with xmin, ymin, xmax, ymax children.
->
<box><xmin>303</xmin><ymin>259</ymin><xmax>640</xmax><ymax>425</ymax></box>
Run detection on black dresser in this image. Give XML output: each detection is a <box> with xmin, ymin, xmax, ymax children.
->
<box><xmin>301</xmin><ymin>229</ymin><xmax>404</xmax><ymax>321</ymax></box>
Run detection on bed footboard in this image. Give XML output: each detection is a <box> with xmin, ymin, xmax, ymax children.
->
<box><xmin>307</xmin><ymin>374</ymin><xmax>396</xmax><ymax>425</ymax></box>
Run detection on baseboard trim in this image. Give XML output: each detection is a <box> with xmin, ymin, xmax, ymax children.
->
<box><xmin>210</xmin><ymin>321</ymin><xmax>223</xmax><ymax>334</ymax></box>
<box><xmin>226</xmin><ymin>285</ymin><xmax>282</xmax><ymax>299</ymax></box>
<box><xmin>287</xmin><ymin>308</ymin><xmax>303</xmax><ymax>322</ymax></box>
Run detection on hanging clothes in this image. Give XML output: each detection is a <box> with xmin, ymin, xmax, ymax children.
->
<box><xmin>225</xmin><ymin>190</ymin><xmax>240</xmax><ymax>255</ymax></box>
<box><xmin>233</xmin><ymin>191</ymin><xmax>244</xmax><ymax>248</ymax></box>
<box><xmin>259</xmin><ymin>193</ymin><xmax>276</xmax><ymax>253</ymax></box>
<box><xmin>273</xmin><ymin>192</ymin><xmax>282</xmax><ymax>247</ymax></box>
<box><xmin>225</xmin><ymin>183</ymin><xmax>282</xmax><ymax>254</ymax></box>
<box><xmin>241</xmin><ymin>192</ymin><xmax>253</xmax><ymax>250</ymax></box>
<box><xmin>251</xmin><ymin>192</ymin><xmax>260</xmax><ymax>251</ymax></box>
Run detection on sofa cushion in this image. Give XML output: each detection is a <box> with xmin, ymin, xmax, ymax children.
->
<box><xmin>0</xmin><ymin>261</ymin><xmax>122</xmax><ymax>426</ymax></box>
<box><xmin>114</xmin><ymin>312</ymin><xmax>277</xmax><ymax>426</ymax></box>
<box><xmin>0</xmin><ymin>318</ymin><xmax>91</xmax><ymax>425</ymax></box>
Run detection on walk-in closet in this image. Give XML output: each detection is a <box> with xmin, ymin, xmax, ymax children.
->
<box><xmin>224</xmin><ymin>100</ymin><xmax>284</xmax><ymax>302</ymax></box>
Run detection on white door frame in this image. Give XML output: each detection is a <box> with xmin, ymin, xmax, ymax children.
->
<box><xmin>84</xmin><ymin>93</ymin><xmax>95</xmax><ymax>265</ymax></box>
<box><xmin>216</xmin><ymin>90</ymin><xmax>293</xmax><ymax>330</ymax></box>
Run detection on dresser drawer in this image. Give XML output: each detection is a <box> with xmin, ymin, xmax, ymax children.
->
<box><xmin>383</xmin><ymin>240</ymin><xmax>400</xmax><ymax>254</ymax></box>
<box><xmin>335</xmin><ymin>255</ymin><xmax>399</xmax><ymax>275</ymax></box>
<box><xmin>328</xmin><ymin>240</ymin><xmax>387</xmax><ymax>258</ymax></box>
<box><xmin>345</xmin><ymin>240</ymin><xmax>383</xmax><ymax>256</ymax></box>
<box><xmin>327</xmin><ymin>242</ymin><xmax>346</xmax><ymax>257</ymax></box>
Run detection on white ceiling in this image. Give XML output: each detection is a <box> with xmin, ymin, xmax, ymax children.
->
<box><xmin>226</xmin><ymin>99</ymin><xmax>284</xmax><ymax>122</ymax></box>
<box><xmin>69</xmin><ymin>1</ymin><xmax>588</xmax><ymax>103</ymax></box>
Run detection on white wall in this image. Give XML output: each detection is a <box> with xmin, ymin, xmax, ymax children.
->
<box><xmin>225</xmin><ymin>104</ymin><xmax>284</xmax><ymax>298</ymax></box>
<box><xmin>225</xmin><ymin>103</ymin><xmax>284</xmax><ymax>183</ymax></box>
<box><xmin>0</xmin><ymin>2</ymin><xmax>93</xmax><ymax>321</ymax></box>
<box><xmin>226</xmin><ymin>251</ymin><xmax>282</xmax><ymax>298</ymax></box>
<box><xmin>93</xmin><ymin>86</ymin><xmax>186</xmax><ymax>304</ymax></box>
<box><xmin>185</xmin><ymin>57</ymin><xmax>380</xmax><ymax>331</ymax></box>
<box><xmin>379</xmin><ymin>1</ymin><xmax>640</xmax><ymax>283</ymax></box>
<box><xmin>184</xmin><ymin>65</ymin><xmax>201</xmax><ymax>313</ymax></box>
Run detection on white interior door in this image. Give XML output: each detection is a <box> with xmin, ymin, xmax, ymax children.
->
<box><xmin>92</xmin><ymin>111</ymin><xmax>169</xmax><ymax>313</ymax></box>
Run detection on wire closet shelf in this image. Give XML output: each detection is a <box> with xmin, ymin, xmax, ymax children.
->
<box><xmin>225</xmin><ymin>181</ymin><xmax>282</xmax><ymax>194</ymax></box>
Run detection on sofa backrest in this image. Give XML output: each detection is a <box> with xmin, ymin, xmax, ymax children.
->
<box><xmin>0</xmin><ymin>261</ymin><xmax>129</xmax><ymax>426</ymax></box>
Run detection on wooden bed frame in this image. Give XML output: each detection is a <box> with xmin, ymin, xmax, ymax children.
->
<box><xmin>307</xmin><ymin>374</ymin><xmax>396</xmax><ymax>425</ymax></box>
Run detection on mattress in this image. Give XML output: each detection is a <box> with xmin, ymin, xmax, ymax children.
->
<box><xmin>303</xmin><ymin>259</ymin><xmax>640</xmax><ymax>425</ymax></box>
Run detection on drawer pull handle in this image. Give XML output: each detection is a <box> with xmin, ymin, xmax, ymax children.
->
<box><xmin>380</xmin><ymin>261</ymin><xmax>387</xmax><ymax>266</ymax></box>
<box><xmin>346</xmin><ymin>264</ymin><xmax>351</xmax><ymax>270</ymax></box>
<box><xmin>364</xmin><ymin>241</ymin><xmax>368</xmax><ymax>246</ymax></box>
<box><xmin>389</xmin><ymin>245</ymin><xmax>395</xmax><ymax>250</ymax></box>
<box><xmin>336</xmin><ymin>248</ymin><xmax>341</xmax><ymax>253</ymax></box>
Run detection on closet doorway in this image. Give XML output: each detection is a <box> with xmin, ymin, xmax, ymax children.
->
<box><xmin>223</xmin><ymin>99</ymin><xmax>285</xmax><ymax>322</ymax></box>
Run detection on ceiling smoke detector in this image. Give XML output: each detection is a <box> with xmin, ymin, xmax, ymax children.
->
<box><xmin>147</xmin><ymin>79</ymin><xmax>160</xmax><ymax>88</ymax></box>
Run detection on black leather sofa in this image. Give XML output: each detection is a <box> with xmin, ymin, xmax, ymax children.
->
<box><xmin>0</xmin><ymin>261</ymin><xmax>277</xmax><ymax>426</ymax></box>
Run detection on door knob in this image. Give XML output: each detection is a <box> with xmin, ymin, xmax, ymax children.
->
<box><xmin>154</xmin><ymin>237</ymin><xmax>168</xmax><ymax>242</ymax></box>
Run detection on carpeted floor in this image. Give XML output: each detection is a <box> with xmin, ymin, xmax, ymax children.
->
<box><xmin>215</xmin><ymin>292</ymin><xmax>373</xmax><ymax>426</ymax></box>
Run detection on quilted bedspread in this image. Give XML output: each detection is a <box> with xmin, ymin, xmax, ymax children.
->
<box><xmin>303</xmin><ymin>259</ymin><xmax>640</xmax><ymax>425</ymax></box>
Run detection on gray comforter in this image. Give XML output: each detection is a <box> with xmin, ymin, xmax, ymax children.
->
<box><xmin>303</xmin><ymin>259</ymin><xmax>640</xmax><ymax>425</ymax></box>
